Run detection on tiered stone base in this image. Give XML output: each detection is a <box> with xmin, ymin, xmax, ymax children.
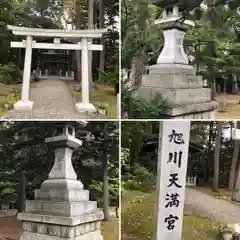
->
<box><xmin>136</xmin><ymin>64</ymin><xmax>218</xmax><ymax>119</ymax></box>
<box><xmin>18</xmin><ymin>179</ymin><xmax>104</xmax><ymax>240</ymax></box>
<box><xmin>18</xmin><ymin>212</ymin><xmax>103</xmax><ymax>240</ymax></box>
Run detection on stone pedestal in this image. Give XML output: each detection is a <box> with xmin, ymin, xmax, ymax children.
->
<box><xmin>18</xmin><ymin>123</ymin><xmax>104</xmax><ymax>240</ymax></box>
<box><xmin>18</xmin><ymin>183</ymin><xmax>104</xmax><ymax>240</ymax></box>
<box><xmin>75</xmin><ymin>102</ymin><xmax>96</xmax><ymax>114</ymax></box>
<box><xmin>14</xmin><ymin>100</ymin><xmax>34</xmax><ymax>110</ymax></box>
<box><xmin>137</xmin><ymin>64</ymin><xmax>218</xmax><ymax>119</ymax></box>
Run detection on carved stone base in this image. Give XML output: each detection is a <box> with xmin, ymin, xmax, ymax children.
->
<box><xmin>18</xmin><ymin>178</ymin><xmax>104</xmax><ymax>240</ymax></box>
<box><xmin>18</xmin><ymin>212</ymin><xmax>103</xmax><ymax>240</ymax></box>
<box><xmin>136</xmin><ymin>64</ymin><xmax>218</xmax><ymax>119</ymax></box>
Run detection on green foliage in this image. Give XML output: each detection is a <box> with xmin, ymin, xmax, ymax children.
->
<box><xmin>97</xmin><ymin>65</ymin><xmax>119</xmax><ymax>86</ymax></box>
<box><xmin>0</xmin><ymin>178</ymin><xmax>17</xmax><ymax>204</ymax></box>
<box><xmin>89</xmin><ymin>177</ymin><xmax>119</xmax><ymax>207</ymax></box>
<box><xmin>121</xmin><ymin>82</ymin><xmax>168</xmax><ymax>118</ymax></box>
<box><xmin>0</xmin><ymin>63</ymin><xmax>21</xmax><ymax>84</ymax></box>
<box><xmin>122</xmin><ymin>164</ymin><xmax>155</xmax><ymax>192</ymax></box>
<box><xmin>0</xmin><ymin>121</ymin><xmax>119</xmax><ymax>209</ymax></box>
<box><xmin>0</xmin><ymin>0</ymin><xmax>118</xmax><ymax>86</ymax></box>
<box><xmin>121</xmin><ymin>0</ymin><xmax>162</xmax><ymax>69</ymax></box>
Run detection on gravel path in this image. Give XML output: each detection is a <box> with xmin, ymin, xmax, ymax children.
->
<box><xmin>3</xmin><ymin>79</ymin><xmax>92</xmax><ymax>120</ymax></box>
<box><xmin>185</xmin><ymin>188</ymin><xmax>240</xmax><ymax>223</ymax></box>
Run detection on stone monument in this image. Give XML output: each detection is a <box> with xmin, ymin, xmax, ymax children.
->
<box><xmin>156</xmin><ymin>121</ymin><xmax>190</xmax><ymax>239</ymax></box>
<box><xmin>136</xmin><ymin>0</ymin><xmax>218</xmax><ymax>119</ymax></box>
<box><xmin>18</xmin><ymin>122</ymin><xmax>104</xmax><ymax>240</ymax></box>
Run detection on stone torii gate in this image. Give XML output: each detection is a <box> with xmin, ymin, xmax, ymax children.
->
<box><xmin>7</xmin><ymin>25</ymin><xmax>107</xmax><ymax>114</ymax></box>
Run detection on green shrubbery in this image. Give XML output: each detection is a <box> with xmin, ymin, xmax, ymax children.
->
<box><xmin>0</xmin><ymin>63</ymin><xmax>21</xmax><ymax>84</ymax></box>
<box><xmin>121</xmin><ymin>80</ymin><xmax>168</xmax><ymax>118</ymax></box>
<box><xmin>89</xmin><ymin>177</ymin><xmax>119</xmax><ymax>207</ymax></box>
<box><xmin>96</xmin><ymin>67</ymin><xmax>119</xmax><ymax>86</ymax></box>
<box><xmin>122</xmin><ymin>164</ymin><xmax>156</xmax><ymax>192</ymax></box>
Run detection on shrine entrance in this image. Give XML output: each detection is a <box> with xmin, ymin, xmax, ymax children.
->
<box><xmin>7</xmin><ymin>25</ymin><xmax>107</xmax><ymax>113</ymax></box>
<box><xmin>32</xmin><ymin>39</ymin><xmax>74</xmax><ymax>79</ymax></box>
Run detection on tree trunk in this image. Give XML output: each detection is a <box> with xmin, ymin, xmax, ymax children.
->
<box><xmin>229</xmin><ymin>121</ymin><xmax>240</xmax><ymax>190</ymax></box>
<box><xmin>211</xmin><ymin>77</ymin><xmax>216</xmax><ymax>100</ymax></box>
<box><xmin>205</xmin><ymin>121</ymin><xmax>213</xmax><ymax>183</ymax></box>
<box><xmin>102</xmin><ymin>125</ymin><xmax>109</xmax><ymax>221</ymax></box>
<box><xmin>233</xmin><ymin>74</ymin><xmax>239</xmax><ymax>94</ymax></box>
<box><xmin>88</xmin><ymin>0</ymin><xmax>94</xmax><ymax>89</ymax></box>
<box><xmin>99</xmin><ymin>0</ymin><xmax>105</xmax><ymax>82</ymax></box>
<box><xmin>213</xmin><ymin>121</ymin><xmax>222</xmax><ymax>192</ymax></box>
<box><xmin>18</xmin><ymin>170</ymin><xmax>26</xmax><ymax>212</ymax></box>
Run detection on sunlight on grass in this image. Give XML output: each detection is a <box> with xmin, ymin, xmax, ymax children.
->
<box><xmin>72</xmin><ymin>84</ymin><xmax>117</xmax><ymax>118</ymax></box>
<box><xmin>101</xmin><ymin>217</ymin><xmax>119</xmax><ymax>240</ymax></box>
<box><xmin>122</xmin><ymin>190</ymin><xmax>221</xmax><ymax>240</ymax></box>
<box><xmin>0</xmin><ymin>83</ymin><xmax>21</xmax><ymax>116</ymax></box>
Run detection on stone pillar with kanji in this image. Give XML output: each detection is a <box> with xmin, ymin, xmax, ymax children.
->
<box><xmin>17</xmin><ymin>122</ymin><xmax>104</xmax><ymax>240</ymax></box>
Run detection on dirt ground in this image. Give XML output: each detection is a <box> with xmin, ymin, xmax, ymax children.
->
<box><xmin>216</xmin><ymin>94</ymin><xmax>240</xmax><ymax>119</ymax></box>
<box><xmin>0</xmin><ymin>216</ymin><xmax>21</xmax><ymax>240</ymax></box>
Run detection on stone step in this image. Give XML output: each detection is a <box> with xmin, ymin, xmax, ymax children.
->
<box><xmin>35</xmin><ymin>188</ymin><xmax>89</xmax><ymax>201</ymax></box>
<box><xmin>137</xmin><ymin>87</ymin><xmax>211</xmax><ymax>105</ymax></box>
<box><xmin>26</xmin><ymin>200</ymin><xmax>97</xmax><ymax>217</ymax></box>
<box><xmin>165</xmin><ymin>101</ymin><xmax>218</xmax><ymax>118</ymax></box>
<box><xmin>141</xmin><ymin>74</ymin><xmax>203</xmax><ymax>89</ymax></box>
<box><xmin>148</xmin><ymin>64</ymin><xmax>196</xmax><ymax>76</ymax></box>
<box><xmin>18</xmin><ymin>211</ymin><xmax>104</xmax><ymax>226</ymax></box>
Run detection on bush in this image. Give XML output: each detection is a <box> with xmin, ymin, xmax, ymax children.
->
<box><xmin>96</xmin><ymin>65</ymin><xmax>119</xmax><ymax>86</ymax></box>
<box><xmin>89</xmin><ymin>177</ymin><xmax>119</xmax><ymax>207</ymax></box>
<box><xmin>122</xmin><ymin>164</ymin><xmax>155</xmax><ymax>192</ymax></box>
<box><xmin>121</xmin><ymin>80</ymin><xmax>168</xmax><ymax>118</ymax></box>
<box><xmin>0</xmin><ymin>63</ymin><xmax>21</xmax><ymax>84</ymax></box>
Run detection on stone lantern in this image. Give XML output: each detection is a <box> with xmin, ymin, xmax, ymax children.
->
<box><xmin>18</xmin><ymin>121</ymin><xmax>104</xmax><ymax>240</ymax></box>
<box><xmin>136</xmin><ymin>0</ymin><xmax>218</xmax><ymax>119</ymax></box>
<box><xmin>151</xmin><ymin>0</ymin><xmax>196</xmax><ymax>65</ymax></box>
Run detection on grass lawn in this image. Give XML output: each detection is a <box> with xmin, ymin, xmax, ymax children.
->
<box><xmin>72</xmin><ymin>84</ymin><xmax>117</xmax><ymax>118</ymax></box>
<box><xmin>0</xmin><ymin>82</ymin><xmax>22</xmax><ymax>116</ymax></box>
<box><xmin>122</xmin><ymin>190</ymin><xmax>222</xmax><ymax>240</ymax></box>
<box><xmin>102</xmin><ymin>217</ymin><xmax>119</xmax><ymax>240</ymax></box>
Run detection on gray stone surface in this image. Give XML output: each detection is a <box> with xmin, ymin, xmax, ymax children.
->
<box><xmin>20</xmin><ymin>229</ymin><xmax>103</xmax><ymax>240</ymax></box>
<box><xmin>149</xmin><ymin>64</ymin><xmax>196</xmax><ymax>75</ymax></box>
<box><xmin>18</xmin><ymin>212</ymin><xmax>104</xmax><ymax>226</ymax></box>
<box><xmin>3</xmin><ymin>79</ymin><xmax>93</xmax><ymax>119</ymax></box>
<box><xmin>35</xmin><ymin>188</ymin><xmax>89</xmax><ymax>201</ymax></box>
<box><xmin>18</xmin><ymin>126</ymin><xmax>104</xmax><ymax>240</ymax></box>
<box><xmin>25</xmin><ymin>200</ymin><xmax>97</xmax><ymax>216</ymax></box>
<box><xmin>138</xmin><ymin>87</ymin><xmax>211</xmax><ymax>105</ymax></box>
<box><xmin>142</xmin><ymin>74</ymin><xmax>203</xmax><ymax>89</ymax></box>
<box><xmin>137</xmin><ymin>64</ymin><xmax>218</xmax><ymax>118</ymax></box>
